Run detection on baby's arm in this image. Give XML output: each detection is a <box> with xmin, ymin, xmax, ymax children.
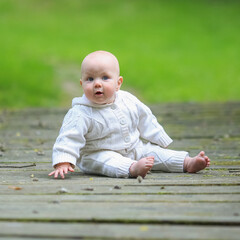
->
<box><xmin>48</xmin><ymin>162</ymin><xmax>75</xmax><ymax>179</ymax></box>
<box><xmin>51</xmin><ymin>107</ymin><xmax>90</xmax><ymax>178</ymax></box>
<box><xmin>131</xmin><ymin>94</ymin><xmax>173</xmax><ymax>148</ymax></box>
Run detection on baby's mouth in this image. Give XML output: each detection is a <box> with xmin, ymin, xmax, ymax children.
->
<box><xmin>95</xmin><ymin>91</ymin><xmax>103</xmax><ymax>96</ymax></box>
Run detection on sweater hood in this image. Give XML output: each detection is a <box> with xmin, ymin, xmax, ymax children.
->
<box><xmin>72</xmin><ymin>92</ymin><xmax>120</xmax><ymax>108</ymax></box>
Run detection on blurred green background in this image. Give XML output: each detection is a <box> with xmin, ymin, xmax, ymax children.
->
<box><xmin>0</xmin><ymin>0</ymin><xmax>240</xmax><ymax>108</ymax></box>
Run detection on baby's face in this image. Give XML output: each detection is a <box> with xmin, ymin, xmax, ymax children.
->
<box><xmin>80</xmin><ymin>52</ymin><xmax>123</xmax><ymax>105</ymax></box>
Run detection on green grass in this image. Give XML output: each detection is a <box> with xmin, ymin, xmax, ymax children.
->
<box><xmin>1</xmin><ymin>0</ymin><xmax>240</xmax><ymax>108</ymax></box>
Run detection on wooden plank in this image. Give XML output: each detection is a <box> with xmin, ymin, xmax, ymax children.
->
<box><xmin>1</xmin><ymin>182</ymin><xmax>240</xmax><ymax>195</ymax></box>
<box><xmin>0</xmin><ymin>202</ymin><xmax>240</xmax><ymax>224</ymax></box>
<box><xmin>1</xmin><ymin>102</ymin><xmax>239</xmax><ymax>127</ymax></box>
<box><xmin>1</xmin><ymin>102</ymin><xmax>240</xmax><ymax>139</ymax></box>
<box><xmin>1</xmin><ymin>122</ymin><xmax>239</xmax><ymax>140</ymax></box>
<box><xmin>0</xmin><ymin>222</ymin><xmax>240</xmax><ymax>240</ymax></box>
<box><xmin>0</xmin><ymin>150</ymin><xmax>52</xmax><ymax>163</ymax></box>
<box><xmin>0</xmin><ymin>194</ymin><xmax>239</xmax><ymax>203</ymax></box>
<box><xmin>1</xmin><ymin>137</ymin><xmax>240</xmax><ymax>159</ymax></box>
<box><xmin>1</xmin><ymin>161</ymin><xmax>239</xmax><ymax>171</ymax></box>
<box><xmin>0</xmin><ymin>170</ymin><xmax>240</xmax><ymax>186</ymax></box>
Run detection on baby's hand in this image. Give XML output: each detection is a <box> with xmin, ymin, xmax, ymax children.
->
<box><xmin>48</xmin><ymin>162</ymin><xmax>75</xmax><ymax>179</ymax></box>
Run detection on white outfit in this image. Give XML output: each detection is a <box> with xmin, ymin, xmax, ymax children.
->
<box><xmin>52</xmin><ymin>90</ymin><xmax>188</xmax><ymax>178</ymax></box>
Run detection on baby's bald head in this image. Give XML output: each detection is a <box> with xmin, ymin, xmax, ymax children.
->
<box><xmin>81</xmin><ymin>51</ymin><xmax>120</xmax><ymax>77</ymax></box>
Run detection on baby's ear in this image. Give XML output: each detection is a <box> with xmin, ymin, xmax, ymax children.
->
<box><xmin>117</xmin><ymin>76</ymin><xmax>123</xmax><ymax>90</ymax></box>
<box><xmin>80</xmin><ymin>79</ymin><xmax>82</xmax><ymax>86</ymax></box>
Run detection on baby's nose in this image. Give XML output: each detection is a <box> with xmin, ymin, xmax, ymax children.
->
<box><xmin>94</xmin><ymin>79</ymin><xmax>102</xmax><ymax>88</ymax></box>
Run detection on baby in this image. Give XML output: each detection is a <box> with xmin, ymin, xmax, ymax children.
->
<box><xmin>49</xmin><ymin>50</ymin><xmax>210</xmax><ymax>179</ymax></box>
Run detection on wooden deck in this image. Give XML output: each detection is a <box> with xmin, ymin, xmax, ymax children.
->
<box><xmin>0</xmin><ymin>102</ymin><xmax>240</xmax><ymax>240</ymax></box>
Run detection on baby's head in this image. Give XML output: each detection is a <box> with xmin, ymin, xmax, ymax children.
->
<box><xmin>80</xmin><ymin>51</ymin><xmax>123</xmax><ymax>105</ymax></box>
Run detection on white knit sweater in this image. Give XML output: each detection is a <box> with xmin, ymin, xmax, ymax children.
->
<box><xmin>52</xmin><ymin>90</ymin><xmax>173</xmax><ymax>167</ymax></box>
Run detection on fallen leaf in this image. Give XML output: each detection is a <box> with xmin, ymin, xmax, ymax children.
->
<box><xmin>83</xmin><ymin>187</ymin><xmax>94</xmax><ymax>191</ymax></box>
<box><xmin>36</xmin><ymin>151</ymin><xmax>45</xmax><ymax>156</ymax></box>
<box><xmin>16</xmin><ymin>132</ymin><xmax>21</xmax><ymax>137</ymax></box>
<box><xmin>8</xmin><ymin>186</ymin><xmax>22</xmax><ymax>190</ymax></box>
<box><xmin>57</xmin><ymin>187</ymin><xmax>69</xmax><ymax>194</ymax></box>
<box><xmin>0</xmin><ymin>144</ymin><xmax>6</xmax><ymax>152</ymax></box>
<box><xmin>139</xmin><ymin>226</ymin><xmax>149</xmax><ymax>232</ymax></box>
<box><xmin>34</xmin><ymin>149</ymin><xmax>45</xmax><ymax>156</ymax></box>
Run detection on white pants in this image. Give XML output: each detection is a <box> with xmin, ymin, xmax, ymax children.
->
<box><xmin>78</xmin><ymin>141</ymin><xmax>188</xmax><ymax>178</ymax></box>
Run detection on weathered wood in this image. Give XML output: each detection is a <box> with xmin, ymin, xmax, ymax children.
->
<box><xmin>0</xmin><ymin>102</ymin><xmax>240</xmax><ymax>239</ymax></box>
<box><xmin>0</xmin><ymin>222</ymin><xmax>240</xmax><ymax>240</ymax></box>
<box><xmin>0</xmin><ymin>202</ymin><xmax>240</xmax><ymax>224</ymax></box>
<box><xmin>1</xmin><ymin>102</ymin><xmax>240</xmax><ymax>139</ymax></box>
<box><xmin>1</xmin><ymin>182</ymin><xmax>240</xmax><ymax>195</ymax></box>
<box><xmin>1</xmin><ymin>194</ymin><xmax>240</xmax><ymax>203</ymax></box>
<box><xmin>0</xmin><ymin>169</ymin><xmax>240</xmax><ymax>186</ymax></box>
<box><xmin>1</xmin><ymin>135</ymin><xmax>239</xmax><ymax>167</ymax></box>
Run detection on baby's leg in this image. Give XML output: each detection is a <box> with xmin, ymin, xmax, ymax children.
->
<box><xmin>129</xmin><ymin>156</ymin><xmax>154</xmax><ymax>178</ymax></box>
<box><xmin>79</xmin><ymin>151</ymin><xmax>136</xmax><ymax>178</ymax></box>
<box><xmin>141</xmin><ymin>143</ymin><xmax>210</xmax><ymax>173</ymax></box>
<box><xmin>184</xmin><ymin>151</ymin><xmax>210</xmax><ymax>173</ymax></box>
<box><xmin>141</xmin><ymin>142</ymin><xmax>188</xmax><ymax>173</ymax></box>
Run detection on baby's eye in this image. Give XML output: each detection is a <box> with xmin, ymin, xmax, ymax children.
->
<box><xmin>102</xmin><ymin>76</ymin><xmax>109</xmax><ymax>80</ymax></box>
<box><xmin>87</xmin><ymin>77</ymin><xmax>94</xmax><ymax>81</ymax></box>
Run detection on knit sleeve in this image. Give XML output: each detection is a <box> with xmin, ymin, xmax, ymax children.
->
<box><xmin>129</xmin><ymin>93</ymin><xmax>173</xmax><ymax>148</ymax></box>
<box><xmin>52</xmin><ymin>107</ymin><xmax>90</xmax><ymax>167</ymax></box>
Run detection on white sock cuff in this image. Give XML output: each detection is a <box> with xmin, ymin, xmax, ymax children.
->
<box><xmin>167</xmin><ymin>151</ymin><xmax>189</xmax><ymax>173</ymax></box>
<box><xmin>116</xmin><ymin>158</ymin><xmax>137</xmax><ymax>178</ymax></box>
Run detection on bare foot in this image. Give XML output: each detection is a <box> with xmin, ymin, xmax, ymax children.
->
<box><xmin>184</xmin><ymin>151</ymin><xmax>210</xmax><ymax>173</ymax></box>
<box><xmin>129</xmin><ymin>156</ymin><xmax>154</xmax><ymax>178</ymax></box>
